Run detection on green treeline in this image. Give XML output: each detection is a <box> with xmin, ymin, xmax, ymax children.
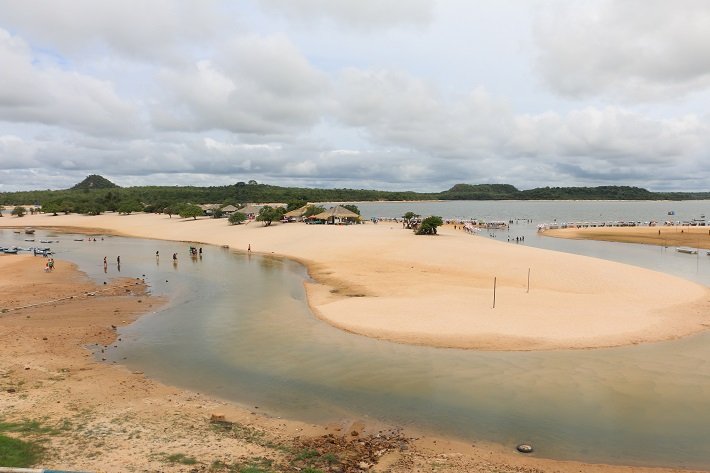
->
<box><xmin>1</xmin><ymin>176</ymin><xmax>710</xmax><ymax>216</ymax></box>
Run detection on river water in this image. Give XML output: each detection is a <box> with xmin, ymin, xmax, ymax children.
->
<box><xmin>2</xmin><ymin>200</ymin><xmax>710</xmax><ymax>469</ymax></box>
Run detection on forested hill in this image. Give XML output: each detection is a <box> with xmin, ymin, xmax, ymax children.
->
<box><xmin>2</xmin><ymin>177</ymin><xmax>710</xmax><ymax>215</ymax></box>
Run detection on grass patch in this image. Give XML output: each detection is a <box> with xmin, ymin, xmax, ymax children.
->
<box><xmin>164</xmin><ymin>452</ymin><xmax>198</xmax><ymax>465</ymax></box>
<box><xmin>294</xmin><ymin>448</ymin><xmax>319</xmax><ymax>461</ymax></box>
<box><xmin>209</xmin><ymin>456</ymin><xmax>274</xmax><ymax>472</ymax></box>
<box><xmin>0</xmin><ymin>419</ymin><xmax>58</xmax><ymax>435</ymax></box>
<box><xmin>0</xmin><ymin>434</ymin><xmax>43</xmax><ymax>467</ymax></box>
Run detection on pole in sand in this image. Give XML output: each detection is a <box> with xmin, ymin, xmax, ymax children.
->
<box><xmin>493</xmin><ymin>276</ymin><xmax>497</xmax><ymax>309</ymax></box>
<box><xmin>527</xmin><ymin>267</ymin><xmax>530</xmax><ymax>293</ymax></box>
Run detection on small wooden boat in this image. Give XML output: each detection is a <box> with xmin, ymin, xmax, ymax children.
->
<box><xmin>24</xmin><ymin>227</ymin><xmax>35</xmax><ymax>234</ymax></box>
<box><xmin>676</xmin><ymin>247</ymin><xmax>698</xmax><ymax>254</ymax></box>
<box><xmin>3</xmin><ymin>248</ymin><xmax>18</xmax><ymax>254</ymax></box>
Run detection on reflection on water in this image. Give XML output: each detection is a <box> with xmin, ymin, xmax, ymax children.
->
<box><xmin>2</xmin><ymin>209</ymin><xmax>710</xmax><ymax>469</ymax></box>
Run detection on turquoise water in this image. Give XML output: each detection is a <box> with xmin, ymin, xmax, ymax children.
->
<box><xmin>2</xmin><ymin>202</ymin><xmax>709</xmax><ymax>469</ymax></box>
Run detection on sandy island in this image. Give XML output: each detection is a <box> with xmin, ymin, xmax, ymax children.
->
<box><xmin>546</xmin><ymin>225</ymin><xmax>710</xmax><ymax>250</ymax></box>
<box><xmin>3</xmin><ymin>213</ymin><xmax>709</xmax><ymax>351</ymax></box>
<box><xmin>3</xmin><ymin>214</ymin><xmax>710</xmax><ymax>472</ymax></box>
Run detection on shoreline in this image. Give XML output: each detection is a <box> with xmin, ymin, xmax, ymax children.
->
<box><xmin>545</xmin><ymin>225</ymin><xmax>710</xmax><ymax>250</ymax></box>
<box><xmin>2</xmin><ymin>255</ymin><xmax>707</xmax><ymax>472</ymax></box>
<box><xmin>2</xmin><ymin>214</ymin><xmax>709</xmax><ymax>352</ymax></box>
<box><xmin>0</xmin><ymin>218</ymin><xmax>710</xmax><ymax>472</ymax></box>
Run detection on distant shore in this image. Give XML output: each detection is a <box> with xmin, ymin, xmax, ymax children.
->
<box><xmin>2</xmin><ymin>212</ymin><xmax>708</xmax><ymax>351</ymax></box>
<box><xmin>546</xmin><ymin>225</ymin><xmax>710</xmax><ymax>250</ymax></box>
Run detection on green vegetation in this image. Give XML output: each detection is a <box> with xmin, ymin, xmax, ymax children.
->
<box><xmin>71</xmin><ymin>174</ymin><xmax>120</xmax><ymax>190</ymax></box>
<box><xmin>2</xmin><ymin>175</ymin><xmax>710</xmax><ymax>220</ymax></box>
<box><xmin>228</xmin><ymin>212</ymin><xmax>247</xmax><ymax>225</ymax></box>
<box><xmin>11</xmin><ymin>206</ymin><xmax>26</xmax><ymax>217</ymax></box>
<box><xmin>416</xmin><ymin>216</ymin><xmax>444</xmax><ymax>235</ymax></box>
<box><xmin>403</xmin><ymin>211</ymin><xmax>420</xmax><ymax>229</ymax></box>
<box><xmin>0</xmin><ymin>420</ymin><xmax>56</xmax><ymax>467</ymax></box>
<box><xmin>0</xmin><ymin>434</ymin><xmax>43</xmax><ymax>467</ymax></box>
<box><xmin>178</xmin><ymin>203</ymin><xmax>203</xmax><ymax>220</ymax></box>
<box><xmin>164</xmin><ymin>452</ymin><xmax>198</xmax><ymax>465</ymax></box>
<box><xmin>256</xmin><ymin>206</ymin><xmax>285</xmax><ymax>226</ymax></box>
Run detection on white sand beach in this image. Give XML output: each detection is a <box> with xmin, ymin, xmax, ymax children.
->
<box><xmin>2</xmin><ymin>212</ymin><xmax>708</xmax><ymax>351</ymax></box>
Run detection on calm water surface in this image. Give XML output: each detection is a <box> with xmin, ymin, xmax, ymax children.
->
<box><xmin>2</xmin><ymin>201</ymin><xmax>710</xmax><ymax>469</ymax></box>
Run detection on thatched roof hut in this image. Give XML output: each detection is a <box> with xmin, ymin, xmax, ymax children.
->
<box><xmin>313</xmin><ymin>205</ymin><xmax>360</xmax><ymax>223</ymax></box>
<box><xmin>284</xmin><ymin>205</ymin><xmax>310</xmax><ymax>218</ymax></box>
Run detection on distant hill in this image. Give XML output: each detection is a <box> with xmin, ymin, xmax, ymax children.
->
<box><xmin>70</xmin><ymin>174</ymin><xmax>120</xmax><ymax>190</ymax></box>
<box><xmin>439</xmin><ymin>184</ymin><xmax>519</xmax><ymax>200</ymax></box>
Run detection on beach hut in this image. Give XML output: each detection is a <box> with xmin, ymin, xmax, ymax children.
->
<box><xmin>313</xmin><ymin>206</ymin><xmax>360</xmax><ymax>225</ymax></box>
<box><xmin>236</xmin><ymin>204</ymin><xmax>264</xmax><ymax>219</ymax></box>
<box><xmin>284</xmin><ymin>205</ymin><xmax>311</xmax><ymax>222</ymax></box>
<box><xmin>220</xmin><ymin>204</ymin><xmax>238</xmax><ymax>215</ymax></box>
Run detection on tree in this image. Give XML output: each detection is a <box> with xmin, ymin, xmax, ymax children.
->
<box><xmin>248</xmin><ymin>180</ymin><xmax>258</xmax><ymax>185</ymax></box>
<box><xmin>342</xmin><ymin>204</ymin><xmax>360</xmax><ymax>215</ymax></box>
<box><xmin>179</xmin><ymin>204</ymin><xmax>203</xmax><ymax>220</ymax></box>
<box><xmin>212</xmin><ymin>208</ymin><xmax>224</xmax><ymax>219</ymax></box>
<box><xmin>42</xmin><ymin>202</ymin><xmax>61</xmax><ymax>216</ymax></box>
<box><xmin>117</xmin><ymin>201</ymin><xmax>143</xmax><ymax>215</ymax></box>
<box><xmin>303</xmin><ymin>205</ymin><xmax>325</xmax><ymax>218</ymax></box>
<box><xmin>287</xmin><ymin>200</ymin><xmax>308</xmax><ymax>212</ymax></box>
<box><xmin>415</xmin><ymin>216</ymin><xmax>443</xmax><ymax>235</ymax></box>
<box><xmin>403</xmin><ymin>211</ymin><xmax>420</xmax><ymax>229</ymax></box>
<box><xmin>11</xmin><ymin>206</ymin><xmax>26</xmax><ymax>217</ymax></box>
<box><xmin>256</xmin><ymin>205</ymin><xmax>284</xmax><ymax>226</ymax></box>
<box><xmin>228</xmin><ymin>212</ymin><xmax>247</xmax><ymax>225</ymax></box>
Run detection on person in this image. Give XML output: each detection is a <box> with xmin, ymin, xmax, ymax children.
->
<box><xmin>199</xmin><ymin>247</ymin><xmax>202</xmax><ymax>255</ymax></box>
<box><xmin>248</xmin><ymin>244</ymin><xmax>251</xmax><ymax>252</ymax></box>
<box><xmin>48</xmin><ymin>258</ymin><xmax>54</xmax><ymax>271</ymax></box>
<box><xmin>117</xmin><ymin>255</ymin><xmax>121</xmax><ymax>264</ymax></box>
<box><xmin>103</xmin><ymin>256</ymin><xmax>107</xmax><ymax>267</ymax></box>
<box><xmin>155</xmin><ymin>250</ymin><xmax>159</xmax><ymax>258</ymax></box>
<box><xmin>172</xmin><ymin>252</ymin><xmax>177</xmax><ymax>261</ymax></box>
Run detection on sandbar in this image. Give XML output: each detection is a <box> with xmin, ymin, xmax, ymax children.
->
<box><xmin>546</xmin><ymin>225</ymin><xmax>710</xmax><ymax>250</ymax></box>
<box><xmin>2</xmin><ymin>213</ymin><xmax>709</xmax><ymax>351</ymax></box>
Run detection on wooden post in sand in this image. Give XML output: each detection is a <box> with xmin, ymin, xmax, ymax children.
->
<box><xmin>527</xmin><ymin>268</ymin><xmax>530</xmax><ymax>293</ymax></box>
<box><xmin>493</xmin><ymin>277</ymin><xmax>497</xmax><ymax>309</ymax></box>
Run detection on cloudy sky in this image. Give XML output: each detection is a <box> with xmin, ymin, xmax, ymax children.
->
<box><xmin>1</xmin><ymin>0</ymin><xmax>710</xmax><ymax>192</ymax></box>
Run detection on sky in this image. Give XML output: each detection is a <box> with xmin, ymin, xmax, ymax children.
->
<box><xmin>1</xmin><ymin>0</ymin><xmax>710</xmax><ymax>192</ymax></box>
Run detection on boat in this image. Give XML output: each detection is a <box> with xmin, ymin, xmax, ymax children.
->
<box><xmin>668</xmin><ymin>211</ymin><xmax>675</xmax><ymax>215</ymax></box>
<box><xmin>676</xmin><ymin>247</ymin><xmax>698</xmax><ymax>254</ymax></box>
<box><xmin>3</xmin><ymin>248</ymin><xmax>18</xmax><ymax>254</ymax></box>
<box><xmin>24</xmin><ymin>227</ymin><xmax>35</xmax><ymax>234</ymax></box>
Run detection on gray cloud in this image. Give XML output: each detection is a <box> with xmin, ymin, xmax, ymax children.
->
<box><xmin>256</xmin><ymin>0</ymin><xmax>434</xmax><ymax>30</ymax></box>
<box><xmin>0</xmin><ymin>0</ymin><xmax>221</xmax><ymax>62</ymax></box>
<box><xmin>0</xmin><ymin>29</ymin><xmax>140</xmax><ymax>137</ymax></box>
<box><xmin>153</xmin><ymin>34</ymin><xmax>331</xmax><ymax>135</ymax></box>
<box><xmin>534</xmin><ymin>0</ymin><xmax>710</xmax><ymax>101</ymax></box>
<box><xmin>1</xmin><ymin>2</ymin><xmax>710</xmax><ymax>193</ymax></box>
